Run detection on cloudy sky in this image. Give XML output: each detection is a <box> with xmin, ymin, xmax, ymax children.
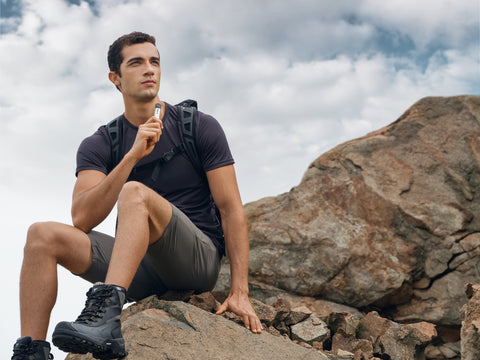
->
<box><xmin>1</xmin><ymin>0</ymin><xmax>478</xmax><ymax>358</ymax></box>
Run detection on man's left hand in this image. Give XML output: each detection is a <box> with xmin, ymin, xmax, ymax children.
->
<box><xmin>216</xmin><ymin>292</ymin><xmax>264</xmax><ymax>334</ymax></box>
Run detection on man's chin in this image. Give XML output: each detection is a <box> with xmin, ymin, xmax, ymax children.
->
<box><xmin>135</xmin><ymin>90</ymin><xmax>158</xmax><ymax>102</ymax></box>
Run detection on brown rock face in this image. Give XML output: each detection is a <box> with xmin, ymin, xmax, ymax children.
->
<box><xmin>245</xmin><ymin>95</ymin><xmax>480</xmax><ymax>325</ymax></box>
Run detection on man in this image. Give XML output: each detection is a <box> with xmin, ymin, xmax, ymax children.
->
<box><xmin>12</xmin><ymin>31</ymin><xmax>262</xmax><ymax>360</ymax></box>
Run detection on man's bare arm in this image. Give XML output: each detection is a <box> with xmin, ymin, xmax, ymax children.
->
<box><xmin>72</xmin><ymin>116</ymin><xmax>162</xmax><ymax>232</ymax></box>
<box><xmin>207</xmin><ymin>164</ymin><xmax>263</xmax><ymax>333</ymax></box>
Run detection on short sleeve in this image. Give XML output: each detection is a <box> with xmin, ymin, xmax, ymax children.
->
<box><xmin>196</xmin><ymin>112</ymin><xmax>234</xmax><ymax>172</ymax></box>
<box><xmin>75</xmin><ymin>128</ymin><xmax>112</xmax><ymax>176</ymax></box>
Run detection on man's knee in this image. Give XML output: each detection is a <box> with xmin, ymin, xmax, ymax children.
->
<box><xmin>118</xmin><ymin>181</ymin><xmax>148</xmax><ymax>208</ymax></box>
<box><xmin>118</xmin><ymin>181</ymin><xmax>167</xmax><ymax>210</ymax></box>
<box><xmin>25</xmin><ymin>222</ymin><xmax>92</xmax><ymax>272</ymax></box>
<box><xmin>117</xmin><ymin>181</ymin><xmax>172</xmax><ymax>237</ymax></box>
<box><xmin>25</xmin><ymin>222</ymin><xmax>61</xmax><ymax>256</ymax></box>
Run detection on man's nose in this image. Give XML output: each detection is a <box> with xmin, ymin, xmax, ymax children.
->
<box><xmin>143</xmin><ymin>62</ymin><xmax>156</xmax><ymax>74</ymax></box>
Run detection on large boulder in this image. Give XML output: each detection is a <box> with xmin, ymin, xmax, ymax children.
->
<box><xmin>65</xmin><ymin>295</ymin><xmax>334</xmax><ymax>360</ymax></box>
<box><xmin>245</xmin><ymin>95</ymin><xmax>480</xmax><ymax>325</ymax></box>
<box><xmin>64</xmin><ymin>291</ymin><xmax>449</xmax><ymax>360</ymax></box>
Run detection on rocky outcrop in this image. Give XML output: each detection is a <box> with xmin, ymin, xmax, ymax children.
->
<box><xmin>245</xmin><ymin>95</ymin><xmax>480</xmax><ymax>328</ymax></box>
<box><xmin>67</xmin><ymin>96</ymin><xmax>480</xmax><ymax>359</ymax></box>
<box><xmin>66</xmin><ymin>291</ymin><xmax>441</xmax><ymax>360</ymax></box>
<box><xmin>65</xmin><ymin>292</ymin><xmax>333</xmax><ymax>360</ymax></box>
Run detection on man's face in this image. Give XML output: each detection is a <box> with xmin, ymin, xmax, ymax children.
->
<box><xmin>113</xmin><ymin>42</ymin><xmax>161</xmax><ymax>102</ymax></box>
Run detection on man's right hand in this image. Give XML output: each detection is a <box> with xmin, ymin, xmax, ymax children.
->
<box><xmin>128</xmin><ymin>116</ymin><xmax>163</xmax><ymax>161</ymax></box>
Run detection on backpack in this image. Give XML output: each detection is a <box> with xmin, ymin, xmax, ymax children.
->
<box><xmin>106</xmin><ymin>100</ymin><xmax>204</xmax><ymax>181</ymax></box>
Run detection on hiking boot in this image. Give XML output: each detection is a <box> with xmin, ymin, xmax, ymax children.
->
<box><xmin>11</xmin><ymin>336</ymin><xmax>53</xmax><ymax>360</ymax></box>
<box><xmin>52</xmin><ymin>283</ymin><xmax>127</xmax><ymax>360</ymax></box>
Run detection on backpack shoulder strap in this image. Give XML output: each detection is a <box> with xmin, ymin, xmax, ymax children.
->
<box><xmin>106</xmin><ymin>115</ymin><xmax>124</xmax><ymax>169</ymax></box>
<box><xmin>176</xmin><ymin>100</ymin><xmax>222</xmax><ymax>231</ymax></box>
<box><xmin>175</xmin><ymin>100</ymin><xmax>205</xmax><ymax>178</ymax></box>
<box><xmin>106</xmin><ymin>102</ymin><xmax>205</xmax><ymax>180</ymax></box>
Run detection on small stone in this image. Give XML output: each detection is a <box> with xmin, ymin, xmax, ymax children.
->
<box><xmin>188</xmin><ymin>292</ymin><xmax>219</xmax><ymax>313</ymax></box>
<box><xmin>250</xmin><ymin>298</ymin><xmax>277</xmax><ymax>326</ymax></box>
<box><xmin>337</xmin><ymin>349</ymin><xmax>354</xmax><ymax>357</ymax></box>
<box><xmin>328</xmin><ymin>312</ymin><xmax>360</xmax><ymax>336</ymax></box>
<box><xmin>291</xmin><ymin>315</ymin><xmax>330</xmax><ymax>344</ymax></box>
<box><xmin>299</xmin><ymin>341</ymin><xmax>313</xmax><ymax>349</ymax></box>
<box><xmin>285</xmin><ymin>309</ymin><xmax>311</xmax><ymax>326</ymax></box>
<box><xmin>266</xmin><ymin>325</ymin><xmax>282</xmax><ymax>337</ymax></box>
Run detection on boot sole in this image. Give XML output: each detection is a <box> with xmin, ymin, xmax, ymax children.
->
<box><xmin>52</xmin><ymin>332</ymin><xmax>127</xmax><ymax>359</ymax></box>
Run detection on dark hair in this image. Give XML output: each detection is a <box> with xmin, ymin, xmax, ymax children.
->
<box><xmin>107</xmin><ymin>32</ymin><xmax>157</xmax><ymax>75</ymax></box>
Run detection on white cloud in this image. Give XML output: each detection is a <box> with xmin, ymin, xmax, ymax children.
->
<box><xmin>359</xmin><ymin>0</ymin><xmax>479</xmax><ymax>50</ymax></box>
<box><xmin>0</xmin><ymin>0</ymin><xmax>478</xmax><ymax>359</ymax></box>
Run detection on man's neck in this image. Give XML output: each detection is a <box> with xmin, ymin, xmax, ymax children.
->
<box><xmin>123</xmin><ymin>97</ymin><xmax>164</xmax><ymax>126</ymax></box>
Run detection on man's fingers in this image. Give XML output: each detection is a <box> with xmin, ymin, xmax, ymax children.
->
<box><xmin>252</xmin><ymin>316</ymin><xmax>263</xmax><ymax>333</ymax></box>
<box><xmin>215</xmin><ymin>296</ymin><xmax>263</xmax><ymax>334</ymax></box>
<box><xmin>145</xmin><ymin>116</ymin><xmax>162</xmax><ymax>124</ymax></box>
<box><xmin>243</xmin><ymin>315</ymin><xmax>251</xmax><ymax>331</ymax></box>
<box><xmin>143</xmin><ymin>121</ymin><xmax>162</xmax><ymax>142</ymax></box>
<box><xmin>140</xmin><ymin>123</ymin><xmax>161</xmax><ymax>132</ymax></box>
<box><xmin>139</xmin><ymin>126</ymin><xmax>161</xmax><ymax>144</ymax></box>
<box><xmin>146</xmin><ymin>117</ymin><xmax>163</xmax><ymax>133</ymax></box>
<box><xmin>215</xmin><ymin>302</ymin><xmax>227</xmax><ymax>315</ymax></box>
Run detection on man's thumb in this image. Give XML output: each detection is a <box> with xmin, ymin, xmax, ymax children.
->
<box><xmin>215</xmin><ymin>302</ymin><xmax>228</xmax><ymax>315</ymax></box>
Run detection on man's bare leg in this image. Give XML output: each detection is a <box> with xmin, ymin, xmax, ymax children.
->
<box><xmin>20</xmin><ymin>222</ymin><xmax>92</xmax><ymax>340</ymax></box>
<box><xmin>105</xmin><ymin>181</ymin><xmax>172</xmax><ymax>289</ymax></box>
<box><xmin>52</xmin><ymin>182</ymin><xmax>172</xmax><ymax>358</ymax></box>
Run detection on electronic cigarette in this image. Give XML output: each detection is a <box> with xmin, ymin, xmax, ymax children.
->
<box><xmin>154</xmin><ymin>103</ymin><xmax>161</xmax><ymax>118</ymax></box>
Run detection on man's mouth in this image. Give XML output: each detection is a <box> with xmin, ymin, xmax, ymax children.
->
<box><xmin>141</xmin><ymin>79</ymin><xmax>156</xmax><ymax>86</ymax></box>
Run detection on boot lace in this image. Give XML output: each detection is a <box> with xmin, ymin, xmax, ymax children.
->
<box><xmin>75</xmin><ymin>286</ymin><xmax>113</xmax><ymax>324</ymax></box>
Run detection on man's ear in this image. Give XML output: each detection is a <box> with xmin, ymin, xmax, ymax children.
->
<box><xmin>108</xmin><ymin>71</ymin><xmax>121</xmax><ymax>89</ymax></box>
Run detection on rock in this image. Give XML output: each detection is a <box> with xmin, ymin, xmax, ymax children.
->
<box><xmin>187</xmin><ymin>291</ymin><xmax>220</xmax><ymax>313</ymax></box>
<box><xmin>245</xmin><ymin>95</ymin><xmax>480</xmax><ymax>326</ymax></box>
<box><xmin>67</xmin><ymin>96</ymin><xmax>480</xmax><ymax>359</ymax></box>
<box><xmin>66</xmin><ymin>295</ymin><xmax>333</xmax><ymax>360</ymax></box>
<box><xmin>215</xmin><ymin>266</ymin><xmax>364</xmax><ymax>322</ymax></box>
<box><xmin>272</xmin><ymin>297</ymin><xmax>293</xmax><ymax>312</ymax></box>
<box><xmin>308</xmin><ymin>299</ymin><xmax>364</xmax><ymax>322</ymax></box>
<box><xmin>285</xmin><ymin>306</ymin><xmax>311</xmax><ymax>326</ymax></box>
<box><xmin>250</xmin><ymin>298</ymin><xmax>277</xmax><ymax>327</ymax></box>
<box><xmin>291</xmin><ymin>314</ymin><xmax>331</xmax><ymax>344</ymax></box>
<box><xmin>424</xmin><ymin>341</ymin><xmax>460</xmax><ymax>359</ymax></box>
<box><xmin>331</xmin><ymin>329</ymin><xmax>373</xmax><ymax>360</ymax></box>
<box><xmin>327</xmin><ymin>312</ymin><xmax>361</xmax><ymax>337</ymax></box>
<box><xmin>336</xmin><ymin>349</ymin><xmax>355</xmax><ymax>359</ymax></box>
<box><xmin>461</xmin><ymin>283</ymin><xmax>480</xmax><ymax>360</ymax></box>
<box><xmin>436</xmin><ymin>325</ymin><xmax>460</xmax><ymax>344</ymax></box>
<box><xmin>357</xmin><ymin>311</ymin><xmax>437</xmax><ymax>359</ymax></box>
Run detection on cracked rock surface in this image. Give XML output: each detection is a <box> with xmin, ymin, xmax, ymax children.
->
<box><xmin>66</xmin><ymin>294</ymin><xmax>332</xmax><ymax>360</ymax></box>
<box><xmin>244</xmin><ymin>95</ymin><xmax>480</xmax><ymax>326</ymax></box>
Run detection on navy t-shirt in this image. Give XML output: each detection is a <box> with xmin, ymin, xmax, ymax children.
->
<box><xmin>76</xmin><ymin>102</ymin><xmax>234</xmax><ymax>256</ymax></box>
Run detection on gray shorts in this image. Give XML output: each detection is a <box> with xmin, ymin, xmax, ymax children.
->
<box><xmin>78</xmin><ymin>204</ymin><xmax>221</xmax><ymax>301</ymax></box>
